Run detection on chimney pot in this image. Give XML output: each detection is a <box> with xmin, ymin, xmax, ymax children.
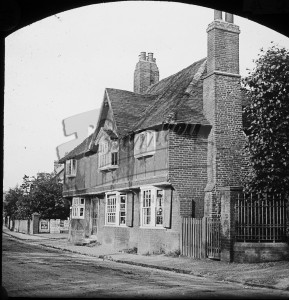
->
<box><xmin>148</xmin><ymin>52</ymin><xmax>154</xmax><ymax>62</ymax></box>
<box><xmin>225</xmin><ymin>13</ymin><xmax>234</xmax><ymax>23</ymax></box>
<box><xmin>140</xmin><ymin>52</ymin><xmax>146</xmax><ymax>61</ymax></box>
<box><xmin>214</xmin><ymin>10</ymin><xmax>222</xmax><ymax>20</ymax></box>
<box><xmin>134</xmin><ymin>52</ymin><xmax>159</xmax><ymax>94</ymax></box>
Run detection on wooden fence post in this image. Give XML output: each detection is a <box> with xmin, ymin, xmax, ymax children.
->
<box><xmin>202</xmin><ymin>217</ymin><xmax>207</xmax><ymax>258</ymax></box>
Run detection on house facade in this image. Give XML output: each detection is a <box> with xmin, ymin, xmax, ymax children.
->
<box><xmin>59</xmin><ymin>10</ymin><xmax>246</xmax><ymax>255</ymax></box>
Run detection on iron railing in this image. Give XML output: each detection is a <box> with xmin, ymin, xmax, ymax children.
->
<box><xmin>235</xmin><ymin>194</ymin><xmax>287</xmax><ymax>242</ymax></box>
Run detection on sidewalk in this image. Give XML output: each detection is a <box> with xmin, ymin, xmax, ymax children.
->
<box><xmin>3</xmin><ymin>227</ymin><xmax>289</xmax><ymax>292</ymax></box>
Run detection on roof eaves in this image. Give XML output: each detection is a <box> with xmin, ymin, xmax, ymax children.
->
<box><xmin>58</xmin><ymin>134</ymin><xmax>93</xmax><ymax>163</ymax></box>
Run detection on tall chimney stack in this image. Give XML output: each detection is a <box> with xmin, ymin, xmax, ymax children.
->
<box><xmin>203</xmin><ymin>10</ymin><xmax>244</xmax><ymax>217</ymax></box>
<box><xmin>134</xmin><ymin>51</ymin><xmax>159</xmax><ymax>94</ymax></box>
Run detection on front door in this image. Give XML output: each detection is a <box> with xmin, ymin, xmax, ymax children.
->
<box><xmin>91</xmin><ymin>198</ymin><xmax>99</xmax><ymax>235</ymax></box>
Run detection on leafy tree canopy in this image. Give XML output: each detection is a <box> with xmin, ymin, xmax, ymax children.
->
<box><xmin>3</xmin><ymin>186</ymin><xmax>23</xmax><ymax>219</ymax></box>
<box><xmin>4</xmin><ymin>173</ymin><xmax>70</xmax><ymax>220</ymax></box>
<box><xmin>242</xmin><ymin>44</ymin><xmax>289</xmax><ymax>194</ymax></box>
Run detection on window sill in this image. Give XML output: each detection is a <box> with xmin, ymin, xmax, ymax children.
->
<box><xmin>139</xmin><ymin>226</ymin><xmax>165</xmax><ymax>230</ymax></box>
<box><xmin>104</xmin><ymin>224</ymin><xmax>127</xmax><ymax>227</ymax></box>
<box><xmin>66</xmin><ymin>174</ymin><xmax>76</xmax><ymax>178</ymax></box>
<box><xmin>99</xmin><ymin>165</ymin><xmax>119</xmax><ymax>172</ymax></box>
<box><xmin>134</xmin><ymin>151</ymin><xmax>156</xmax><ymax>159</ymax></box>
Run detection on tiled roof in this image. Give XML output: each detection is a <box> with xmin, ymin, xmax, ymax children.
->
<box><xmin>133</xmin><ymin>58</ymin><xmax>210</xmax><ymax>131</ymax></box>
<box><xmin>58</xmin><ymin>133</ymin><xmax>94</xmax><ymax>163</ymax></box>
<box><xmin>58</xmin><ymin>91</ymin><xmax>157</xmax><ymax>162</ymax></box>
<box><xmin>106</xmin><ymin>88</ymin><xmax>158</xmax><ymax>136</ymax></box>
<box><xmin>59</xmin><ymin>58</ymin><xmax>210</xmax><ymax>162</ymax></box>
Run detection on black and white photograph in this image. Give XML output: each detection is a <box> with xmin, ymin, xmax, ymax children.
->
<box><xmin>2</xmin><ymin>0</ymin><xmax>289</xmax><ymax>298</ymax></box>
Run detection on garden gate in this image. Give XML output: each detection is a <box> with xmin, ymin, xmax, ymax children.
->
<box><xmin>181</xmin><ymin>216</ymin><xmax>221</xmax><ymax>259</ymax></box>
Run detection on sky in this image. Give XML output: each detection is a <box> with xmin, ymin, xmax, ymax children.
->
<box><xmin>4</xmin><ymin>1</ymin><xmax>289</xmax><ymax>191</ymax></box>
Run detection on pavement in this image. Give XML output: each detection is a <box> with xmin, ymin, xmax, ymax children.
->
<box><xmin>3</xmin><ymin>226</ymin><xmax>289</xmax><ymax>292</ymax></box>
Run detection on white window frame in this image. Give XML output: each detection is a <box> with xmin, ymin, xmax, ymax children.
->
<box><xmin>134</xmin><ymin>130</ymin><xmax>156</xmax><ymax>159</ymax></box>
<box><xmin>71</xmin><ymin>197</ymin><xmax>85</xmax><ymax>219</ymax></box>
<box><xmin>98</xmin><ymin>138</ymin><xmax>119</xmax><ymax>171</ymax></box>
<box><xmin>140</xmin><ymin>186</ymin><xmax>164</xmax><ymax>228</ymax></box>
<box><xmin>66</xmin><ymin>159</ymin><xmax>77</xmax><ymax>177</ymax></box>
<box><xmin>105</xmin><ymin>192</ymin><xmax>127</xmax><ymax>226</ymax></box>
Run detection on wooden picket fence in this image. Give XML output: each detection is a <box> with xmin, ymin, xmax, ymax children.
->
<box><xmin>181</xmin><ymin>218</ymin><xmax>204</xmax><ymax>258</ymax></box>
<box><xmin>181</xmin><ymin>217</ymin><xmax>221</xmax><ymax>259</ymax></box>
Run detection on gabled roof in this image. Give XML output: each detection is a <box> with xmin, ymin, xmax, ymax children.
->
<box><xmin>94</xmin><ymin>127</ymin><xmax>118</xmax><ymax>146</ymax></box>
<box><xmin>106</xmin><ymin>88</ymin><xmax>158</xmax><ymax>136</ymax></box>
<box><xmin>103</xmin><ymin>128</ymin><xmax>118</xmax><ymax>139</ymax></box>
<box><xmin>59</xmin><ymin>57</ymin><xmax>210</xmax><ymax>162</ymax></box>
<box><xmin>133</xmin><ymin>58</ymin><xmax>210</xmax><ymax>131</ymax></box>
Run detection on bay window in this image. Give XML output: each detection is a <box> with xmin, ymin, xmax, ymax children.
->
<box><xmin>140</xmin><ymin>187</ymin><xmax>164</xmax><ymax>227</ymax></box>
<box><xmin>106</xmin><ymin>194</ymin><xmax>117</xmax><ymax>224</ymax></box>
<box><xmin>66</xmin><ymin>159</ymin><xmax>77</xmax><ymax>177</ymax></box>
<box><xmin>105</xmin><ymin>192</ymin><xmax>127</xmax><ymax>226</ymax></box>
<box><xmin>134</xmin><ymin>130</ymin><xmax>156</xmax><ymax>158</ymax></box>
<box><xmin>71</xmin><ymin>197</ymin><xmax>85</xmax><ymax>219</ymax></box>
<box><xmin>99</xmin><ymin>139</ymin><xmax>119</xmax><ymax>171</ymax></box>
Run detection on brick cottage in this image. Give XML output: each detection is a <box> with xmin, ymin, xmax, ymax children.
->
<box><xmin>59</xmin><ymin>11</ymin><xmax>288</xmax><ymax>261</ymax></box>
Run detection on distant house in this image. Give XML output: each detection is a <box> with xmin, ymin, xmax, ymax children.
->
<box><xmin>59</xmin><ymin>11</ymin><xmax>246</xmax><ymax>254</ymax></box>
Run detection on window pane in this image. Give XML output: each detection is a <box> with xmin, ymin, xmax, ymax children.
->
<box><xmin>119</xmin><ymin>195</ymin><xmax>126</xmax><ymax>225</ymax></box>
<box><xmin>140</xmin><ymin>133</ymin><xmax>147</xmax><ymax>153</ymax></box>
<box><xmin>106</xmin><ymin>194</ymin><xmax>116</xmax><ymax>224</ymax></box>
<box><xmin>147</xmin><ymin>131</ymin><xmax>154</xmax><ymax>152</ymax></box>
<box><xmin>143</xmin><ymin>208</ymin><xmax>151</xmax><ymax>225</ymax></box>
<box><xmin>142</xmin><ymin>190</ymin><xmax>152</xmax><ymax>225</ymax></box>
<box><xmin>66</xmin><ymin>160</ymin><xmax>71</xmax><ymax>175</ymax></box>
<box><xmin>111</xmin><ymin>152</ymin><xmax>118</xmax><ymax>165</ymax></box>
<box><xmin>134</xmin><ymin>134</ymin><xmax>141</xmax><ymax>156</ymax></box>
<box><xmin>156</xmin><ymin>190</ymin><xmax>163</xmax><ymax>225</ymax></box>
<box><xmin>72</xmin><ymin>160</ymin><xmax>77</xmax><ymax>174</ymax></box>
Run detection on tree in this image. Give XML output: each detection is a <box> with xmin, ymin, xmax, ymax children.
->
<box><xmin>242</xmin><ymin>44</ymin><xmax>289</xmax><ymax>194</ymax></box>
<box><xmin>3</xmin><ymin>186</ymin><xmax>23</xmax><ymax>219</ymax></box>
<box><xmin>4</xmin><ymin>173</ymin><xmax>70</xmax><ymax>220</ymax></box>
<box><xmin>28</xmin><ymin>173</ymin><xmax>70</xmax><ymax>219</ymax></box>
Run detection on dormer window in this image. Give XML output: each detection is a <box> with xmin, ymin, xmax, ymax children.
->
<box><xmin>134</xmin><ymin>130</ymin><xmax>156</xmax><ymax>159</ymax></box>
<box><xmin>66</xmin><ymin>159</ymin><xmax>77</xmax><ymax>178</ymax></box>
<box><xmin>99</xmin><ymin>138</ymin><xmax>119</xmax><ymax>171</ymax></box>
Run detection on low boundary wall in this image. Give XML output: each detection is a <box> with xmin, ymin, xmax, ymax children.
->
<box><xmin>6</xmin><ymin>215</ymin><xmax>69</xmax><ymax>235</ymax></box>
<box><xmin>234</xmin><ymin>242</ymin><xmax>289</xmax><ymax>263</ymax></box>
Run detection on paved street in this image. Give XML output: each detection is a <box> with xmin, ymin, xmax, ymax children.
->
<box><xmin>2</xmin><ymin>234</ymin><xmax>289</xmax><ymax>298</ymax></box>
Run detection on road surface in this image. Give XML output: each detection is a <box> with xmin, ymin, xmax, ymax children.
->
<box><xmin>2</xmin><ymin>234</ymin><xmax>289</xmax><ymax>298</ymax></box>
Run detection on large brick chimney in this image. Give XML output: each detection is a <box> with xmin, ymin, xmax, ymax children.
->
<box><xmin>134</xmin><ymin>52</ymin><xmax>159</xmax><ymax>94</ymax></box>
<box><xmin>203</xmin><ymin>11</ymin><xmax>244</xmax><ymax>216</ymax></box>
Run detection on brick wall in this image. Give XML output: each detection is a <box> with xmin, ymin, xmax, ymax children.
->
<box><xmin>203</xmin><ymin>18</ymin><xmax>245</xmax><ymax>216</ymax></box>
<box><xmin>168</xmin><ymin>128</ymin><xmax>209</xmax><ymax>218</ymax></box>
<box><xmin>234</xmin><ymin>242</ymin><xmax>289</xmax><ymax>263</ymax></box>
<box><xmin>134</xmin><ymin>54</ymin><xmax>159</xmax><ymax>94</ymax></box>
<box><xmin>96</xmin><ymin>189</ymin><xmax>181</xmax><ymax>254</ymax></box>
<box><xmin>206</xmin><ymin>20</ymin><xmax>240</xmax><ymax>74</ymax></box>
